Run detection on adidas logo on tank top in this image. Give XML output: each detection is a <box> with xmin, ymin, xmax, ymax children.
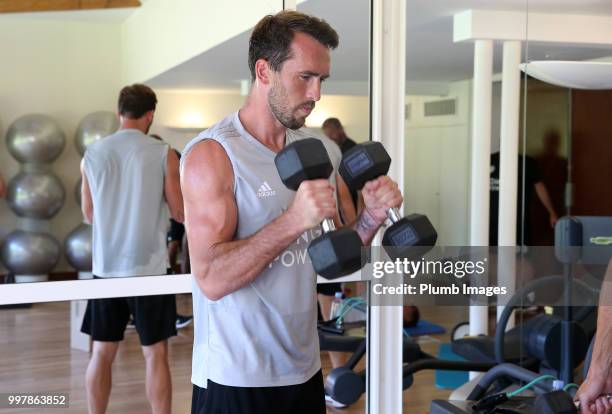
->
<box><xmin>256</xmin><ymin>181</ymin><xmax>276</xmax><ymax>198</ymax></box>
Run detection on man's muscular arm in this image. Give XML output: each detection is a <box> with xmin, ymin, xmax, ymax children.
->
<box><xmin>80</xmin><ymin>160</ymin><xmax>93</xmax><ymax>224</ymax></box>
<box><xmin>182</xmin><ymin>140</ymin><xmax>336</xmax><ymax>301</ymax></box>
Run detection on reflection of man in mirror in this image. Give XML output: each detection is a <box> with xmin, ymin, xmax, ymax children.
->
<box><xmin>322</xmin><ymin>117</ymin><xmax>359</xmax><ymax>219</ymax></box>
<box><xmin>322</xmin><ymin>117</ymin><xmax>356</xmax><ymax>154</ymax></box>
<box><xmin>79</xmin><ymin>84</ymin><xmax>184</xmax><ymax>414</ymax></box>
<box><xmin>489</xmin><ymin>151</ymin><xmax>558</xmax><ymax>246</ymax></box>
<box><xmin>533</xmin><ymin>129</ymin><xmax>567</xmax><ymax>245</ymax></box>
<box><xmin>181</xmin><ymin>11</ymin><xmax>403</xmax><ymax>413</ymax></box>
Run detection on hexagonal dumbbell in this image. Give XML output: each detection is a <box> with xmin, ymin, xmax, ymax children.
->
<box><xmin>338</xmin><ymin>141</ymin><xmax>437</xmax><ymax>260</ymax></box>
<box><xmin>275</xmin><ymin>138</ymin><xmax>364</xmax><ymax>279</ymax></box>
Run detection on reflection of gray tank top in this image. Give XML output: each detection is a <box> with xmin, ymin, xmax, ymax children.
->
<box><xmin>181</xmin><ymin>112</ymin><xmax>340</xmax><ymax>388</ymax></box>
<box><xmin>84</xmin><ymin>129</ymin><xmax>169</xmax><ymax>277</ymax></box>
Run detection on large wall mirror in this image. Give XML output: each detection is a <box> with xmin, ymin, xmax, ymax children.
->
<box><xmin>398</xmin><ymin>1</ymin><xmax>612</xmax><ymax>412</ymax></box>
<box><xmin>395</xmin><ymin>1</ymin><xmax>596</xmax><ymax>412</ymax></box>
<box><xmin>396</xmin><ymin>0</ymin><xmax>612</xmax><ymax>413</ymax></box>
<box><xmin>518</xmin><ymin>0</ymin><xmax>612</xmax><ymax>394</ymax></box>
<box><xmin>400</xmin><ymin>1</ymin><xmax>534</xmax><ymax>410</ymax></box>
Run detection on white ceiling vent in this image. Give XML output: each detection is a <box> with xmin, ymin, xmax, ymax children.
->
<box><xmin>424</xmin><ymin>98</ymin><xmax>456</xmax><ymax>117</ymax></box>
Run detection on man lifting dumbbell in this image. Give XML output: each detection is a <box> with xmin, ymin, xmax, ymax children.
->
<box><xmin>181</xmin><ymin>11</ymin><xmax>403</xmax><ymax>414</ymax></box>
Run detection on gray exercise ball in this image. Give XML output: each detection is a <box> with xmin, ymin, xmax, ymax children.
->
<box><xmin>64</xmin><ymin>223</ymin><xmax>92</xmax><ymax>271</ymax></box>
<box><xmin>6</xmin><ymin>114</ymin><xmax>66</xmax><ymax>163</ymax></box>
<box><xmin>7</xmin><ymin>171</ymin><xmax>66</xmax><ymax>219</ymax></box>
<box><xmin>75</xmin><ymin>177</ymin><xmax>82</xmax><ymax>206</ymax></box>
<box><xmin>75</xmin><ymin>111</ymin><xmax>118</xmax><ymax>155</ymax></box>
<box><xmin>1</xmin><ymin>230</ymin><xmax>60</xmax><ymax>275</ymax></box>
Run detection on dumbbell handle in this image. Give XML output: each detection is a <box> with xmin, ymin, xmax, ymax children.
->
<box><xmin>323</xmin><ymin>209</ymin><xmax>400</xmax><ymax>230</ymax></box>
<box><xmin>321</xmin><ymin>218</ymin><xmax>336</xmax><ymax>233</ymax></box>
<box><xmin>388</xmin><ymin>207</ymin><xmax>402</xmax><ymax>223</ymax></box>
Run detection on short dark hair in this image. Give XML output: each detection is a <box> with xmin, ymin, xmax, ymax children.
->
<box><xmin>322</xmin><ymin>117</ymin><xmax>342</xmax><ymax>129</ymax></box>
<box><xmin>118</xmin><ymin>84</ymin><xmax>157</xmax><ymax>119</ymax></box>
<box><xmin>248</xmin><ymin>11</ymin><xmax>339</xmax><ymax>82</ymax></box>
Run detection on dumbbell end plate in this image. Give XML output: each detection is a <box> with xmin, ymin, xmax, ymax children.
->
<box><xmin>308</xmin><ymin>228</ymin><xmax>364</xmax><ymax>279</ymax></box>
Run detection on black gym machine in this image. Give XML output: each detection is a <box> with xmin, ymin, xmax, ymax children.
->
<box><xmin>320</xmin><ymin>216</ymin><xmax>606</xmax><ymax>413</ymax></box>
<box><xmin>430</xmin><ymin>216</ymin><xmax>609</xmax><ymax>413</ymax></box>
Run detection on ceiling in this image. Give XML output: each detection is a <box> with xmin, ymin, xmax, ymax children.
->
<box><xmin>147</xmin><ymin>0</ymin><xmax>612</xmax><ymax>95</ymax></box>
<box><xmin>0</xmin><ymin>0</ymin><xmax>147</xmax><ymax>22</ymax></box>
<box><xmin>0</xmin><ymin>0</ymin><xmax>140</xmax><ymax>13</ymax></box>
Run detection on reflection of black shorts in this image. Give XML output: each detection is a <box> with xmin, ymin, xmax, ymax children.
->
<box><xmin>81</xmin><ymin>277</ymin><xmax>177</xmax><ymax>346</ymax></box>
<box><xmin>316</xmin><ymin>282</ymin><xmax>342</xmax><ymax>296</ymax></box>
<box><xmin>191</xmin><ymin>370</ymin><xmax>325</xmax><ymax>414</ymax></box>
<box><xmin>167</xmin><ymin>219</ymin><xmax>185</xmax><ymax>243</ymax></box>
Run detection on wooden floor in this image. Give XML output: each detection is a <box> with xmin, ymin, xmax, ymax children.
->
<box><xmin>0</xmin><ymin>296</ymin><xmax>467</xmax><ymax>413</ymax></box>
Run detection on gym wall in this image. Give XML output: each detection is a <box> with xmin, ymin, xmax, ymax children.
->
<box><xmin>0</xmin><ymin>16</ymin><xmax>122</xmax><ymax>274</ymax></box>
<box><xmin>405</xmin><ymin>80</ymin><xmax>473</xmax><ymax>246</ymax></box>
<box><xmin>120</xmin><ymin>0</ymin><xmax>281</xmax><ymax>86</ymax></box>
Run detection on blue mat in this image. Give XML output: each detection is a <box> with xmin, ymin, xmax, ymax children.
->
<box><xmin>435</xmin><ymin>343</ymin><xmax>469</xmax><ymax>390</ymax></box>
<box><xmin>403</xmin><ymin>320</ymin><xmax>446</xmax><ymax>337</ymax></box>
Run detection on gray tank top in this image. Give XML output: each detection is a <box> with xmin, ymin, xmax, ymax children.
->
<box><xmin>182</xmin><ymin>112</ymin><xmax>341</xmax><ymax>387</ymax></box>
<box><xmin>83</xmin><ymin>129</ymin><xmax>169</xmax><ymax>277</ymax></box>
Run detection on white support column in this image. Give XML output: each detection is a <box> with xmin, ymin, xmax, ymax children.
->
<box><xmin>70</xmin><ymin>300</ymin><xmax>90</xmax><ymax>351</ymax></box>
<box><xmin>369</xmin><ymin>0</ymin><xmax>405</xmax><ymax>413</ymax></box>
<box><xmin>283</xmin><ymin>0</ymin><xmax>296</xmax><ymax>11</ymax></box>
<box><xmin>497</xmin><ymin>41</ymin><xmax>522</xmax><ymax>325</ymax></box>
<box><xmin>469</xmin><ymin>40</ymin><xmax>493</xmax><ymax>340</ymax></box>
<box><xmin>70</xmin><ymin>271</ymin><xmax>94</xmax><ymax>350</ymax></box>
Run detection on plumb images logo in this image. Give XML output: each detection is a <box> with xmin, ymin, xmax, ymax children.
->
<box><xmin>257</xmin><ymin>181</ymin><xmax>276</xmax><ymax>198</ymax></box>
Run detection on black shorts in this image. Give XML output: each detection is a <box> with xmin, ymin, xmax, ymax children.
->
<box><xmin>167</xmin><ymin>218</ymin><xmax>185</xmax><ymax>243</ymax></box>
<box><xmin>191</xmin><ymin>371</ymin><xmax>325</xmax><ymax>414</ymax></box>
<box><xmin>81</xmin><ymin>279</ymin><xmax>177</xmax><ymax>346</ymax></box>
<box><xmin>316</xmin><ymin>282</ymin><xmax>342</xmax><ymax>296</ymax></box>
